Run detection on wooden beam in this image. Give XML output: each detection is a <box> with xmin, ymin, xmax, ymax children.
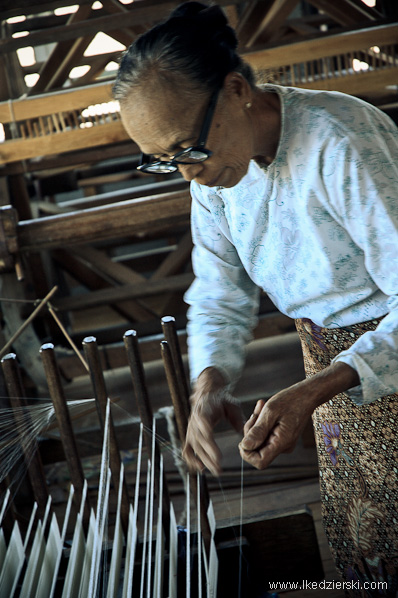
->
<box><xmin>0</xmin><ymin>0</ymin><xmax>242</xmax><ymax>53</ymax></box>
<box><xmin>0</xmin><ymin>120</ymin><xmax>131</xmax><ymax>165</ymax></box>
<box><xmin>244</xmin><ymin>0</ymin><xmax>302</xmax><ymax>47</ymax></box>
<box><xmin>0</xmin><ymin>0</ymin><xmax>93</xmax><ymax>20</ymax></box>
<box><xmin>52</xmin><ymin>248</ymin><xmax>154</xmax><ymax>322</ymax></box>
<box><xmin>53</xmin><ymin>272</ymin><xmax>194</xmax><ymax>311</ymax></box>
<box><xmin>306</xmin><ymin>0</ymin><xmax>380</xmax><ymax>26</ymax></box>
<box><xmin>58</xmin><ymin>178</ymin><xmax>188</xmax><ymax>210</ymax></box>
<box><xmin>0</xmin><ymin>57</ymin><xmax>11</xmax><ymax>102</ymax></box>
<box><xmin>243</xmin><ymin>22</ymin><xmax>398</xmax><ymax>68</ymax></box>
<box><xmin>0</xmin><ymin>22</ymin><xmax>26</xmax><ymax>99</ymax></box>
<box><xmin>31</xmin><ymin>4</ymin><xmax>93</xmax><ymax>94</ymax></box>
<box><xmin>70</xmin><ymin>54</ymin><xmax>116</xmax><ymax>88</ymax></box>
<box><xmin>0</xmin><ymin>140</ymin><xmax>139</xmax><ymax>175</ymax></box>
<box><xmin>150</xmin><ymin>231</ymin><xmax>193</xmax><ymax>281</ymax></box>
<box><xmin>70</xmin><ymin>245</ymin><xmax>146</xmax><ymax>284</ymax></box>
<box><xmin>0</xmin><ymin>81</ymin><xmax>115</xmax><ymax>123</ymax></box>
<box><xmin>236</xmin><ymin>0</ymin><xmax>274</xmax><ymax>47</ymax></box>
<box><xmin>101</xmin><ymin>0</ymin><xmax>143</xmax><ymax>44</ymax></box>
<box><xmin>295</xmin><ymin>65</ymin><xmax>398</xmax><ymax>96</ymax></box>
<box><xmin>17</xmin><ymin>190</ymin><xmax>192</xmax><ymax>251</ymax></box>
<box><xmin>44</xmin><ymin>35</ymin><xmax>95</xmax><ymax>91</ymax></box>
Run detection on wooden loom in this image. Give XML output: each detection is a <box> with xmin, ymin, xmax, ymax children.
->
<box><xmin>0</xmin><ymin>315</ymin><xmax>324</xmax><ymax>597</ymax></box>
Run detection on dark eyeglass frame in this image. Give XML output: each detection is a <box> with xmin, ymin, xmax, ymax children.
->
<box><xmin>137</xmin><ymin>87</ymin><xmax>220</xmax><ymax>174</ymax></box>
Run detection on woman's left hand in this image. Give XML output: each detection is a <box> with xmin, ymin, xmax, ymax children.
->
<box><xmin>239</xmin><ymin>362</ymin><xmax>359</xmax><ymax>469</ymax></box>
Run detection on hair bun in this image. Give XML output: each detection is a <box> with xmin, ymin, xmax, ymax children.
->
<box><xmin>169</xmin><ymin>2</ymin><xmax>237</xmax><ymax>50</ymax></box>
<box><xmin>169</xmin><ymin>1</ymin><xmax>210</xmax><ymax>19</ymax></box>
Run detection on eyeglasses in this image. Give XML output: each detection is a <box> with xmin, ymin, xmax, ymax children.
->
<box><xmin>137</xmin><ymin>88</ymin><xmax>219</xmax><ymax>174</ymax></box>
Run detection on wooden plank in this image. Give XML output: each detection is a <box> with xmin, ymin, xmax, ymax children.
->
<box><xmin>58</xmin><ymin>179</ymin><xmax>189</xmax><ymax>211</ymax></box>
<box><xmin>296</xmin><ymin>65</ymin><xmax>398</xmax><ymax>95</ymax></box>
<box><xmin>17</xmin><ymin>190</ymin><xmax>192</xmax><ymax>251</ymax></box>
<box><xmin>53</xmin><ymin>272</ymin><xmax>194</xmax><ymax>311</ymax></box>
<box><xmin>0</xmin><ymin>141</ymin><xmax>139</xmax><ymax>175</ymax></box>
<box><xmin>0</xmin><ymin>81</ymin><xmax>115</xmax><ymax>123</ymax></box>
<box><xmin>244</xmin><ymin>22</ymin><xmax>398</xmax><ymax>69</ymax></box>
<box><xmin>0</xmin><ymin>120</ymin><xmax>130</xmax><ymax>165</ymax></box>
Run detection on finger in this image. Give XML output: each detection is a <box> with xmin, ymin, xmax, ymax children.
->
<box><xmin>239</xmin><ymin>431</ymin><xmax>282</xmax><ymax>470</ymax></box>
<box><xmin>240</xmin><ymin>421</ymin><xmax>296</xmax><ymax>469</ymax></box>
<box><xmin>240</xmin><ymin>404</ymin><xmax>276</xmax><ymax>451</ymax></box>
<box><xmin>243</xmin><ymin>400</ymin><xmax>265</xmax><ymax>435</ymax></box>
<box><xmin>191</xmin><ymin>418</ymin><xmax>222</xmax><ymax>464</ymax></box>
<box><xmin>182</xmin><ymin>442</ymin><xmax>205</xmax><ymax>473</ymax></box>
<box><xmin>186</xmin><ymin>420</ymin><xmax>223</xmax><ymax>476</ymax></box>
<box><xmin>224</xmin><ymin>402</ymin><xmax>245</xmax><ymax>435</ymax></box>
<box><xmin>190</xmin><ymin>433</ymin><xmax>222</xmax><ymax>476</ymax></box>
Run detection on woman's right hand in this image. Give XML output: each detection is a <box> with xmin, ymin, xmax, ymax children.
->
<box><xmin>182</xmin><ymin>367</ymin><xmax>245</xmax><ymax>476</ymax></box>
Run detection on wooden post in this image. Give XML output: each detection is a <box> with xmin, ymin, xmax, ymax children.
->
<box><xmin>160</xmin><ymin>340</ymin><xmax>212</xmax><ymax>554</ymax></box>
<box><xmin>123</xmin><ymin>329</ymin><xmax>171</xmax><ymax>539</ymax></box>
<box><xmin>161</xmin><ymin>316</ymin><xmax>190</xmax><ymax>406</ymax></box>
<box><xmin>40</xmin><ymin>343</ymin><xmax>90</xmax><ymax>523</ymax></box>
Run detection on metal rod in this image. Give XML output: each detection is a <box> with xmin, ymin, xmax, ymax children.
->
<box><xmin>82</xmin><ymin>335</ymin><xmax>130</xmax><ymax>535</ymax></box>
<box><xmin>1</xmin><ymin>352</ymin><xmax>49</xmax><ymax>518</ymax></box>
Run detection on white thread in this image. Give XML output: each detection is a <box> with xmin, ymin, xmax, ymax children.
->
<box><xmin>238</xmin><ymin>457</ymin><xmax>244</xmax><ymax>597</ymax></box>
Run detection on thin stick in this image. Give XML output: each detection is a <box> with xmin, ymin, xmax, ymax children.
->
<box><xmin>0</xmin><ymin>286</ymin><xmax>58</xmax><ymax>359</ymax></box>
<box><xmin>47</xmin><ymin>304</ymin><xmax>89</xmax><ymax>372</ymax></box>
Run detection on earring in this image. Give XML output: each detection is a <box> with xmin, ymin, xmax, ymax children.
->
<box><xmin>245</xmin><ymin>101</ymin><xmax>252</xmax><ymax>109</ymax></box>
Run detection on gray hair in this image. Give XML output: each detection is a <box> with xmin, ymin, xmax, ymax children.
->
<box><xmin>113</xmin><ymin>1</ymin><xmax>256</xmax><ymax>102</ymax></box>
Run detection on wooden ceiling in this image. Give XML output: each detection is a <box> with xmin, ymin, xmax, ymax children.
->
<box><xmin>0</xmin><ymin>0</ymin><xmax>397</xmax><ymax>167</ymax></box>
<box><xmin>0</xmin><ymin>0</ymin><xmax>396</xmax><ymax>101</ymax></box>
<box><xmin>0</xmin><ymin>0</ymin><xmax>397</xmax><ymax>386</ymax></box>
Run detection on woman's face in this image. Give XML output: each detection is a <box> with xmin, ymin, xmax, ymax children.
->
<box><xmin>120</xmin><ymin>74</ymin><xmax>257</xmax><ymax>188</ymax></box>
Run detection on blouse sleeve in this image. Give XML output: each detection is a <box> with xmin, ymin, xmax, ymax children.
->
<box><xmin>327</xmin><ymin>110</ymin><xmax>398</xmax><ymax>405</ymax></box>
<box><xmin>184</xmin><ymin>183</ymin><xmax>260</xmax><ymax>387</ymax></box>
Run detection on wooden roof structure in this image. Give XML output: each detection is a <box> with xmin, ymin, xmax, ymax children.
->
<box><xmin>0</xmin><ymin>0</ymin><xmax>397</xmax><ymax>387</ymax></box>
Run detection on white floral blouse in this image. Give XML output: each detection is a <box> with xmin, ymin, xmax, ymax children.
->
<box><xmin>184</xmin><ymin>85</ymin><xmax>398</xmax><ymax>406</ymax></box>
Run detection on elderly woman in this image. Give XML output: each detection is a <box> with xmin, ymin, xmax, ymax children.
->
<box><xmin>113</xmin><ymin>1</ymin><xmax>398</xmax><ymax>594</ymax></box>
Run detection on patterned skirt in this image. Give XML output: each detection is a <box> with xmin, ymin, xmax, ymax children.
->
<box><xmin>295</xmin><ymin>317</ymin><xmax>398</xmax><ymax>598</ymax></box>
